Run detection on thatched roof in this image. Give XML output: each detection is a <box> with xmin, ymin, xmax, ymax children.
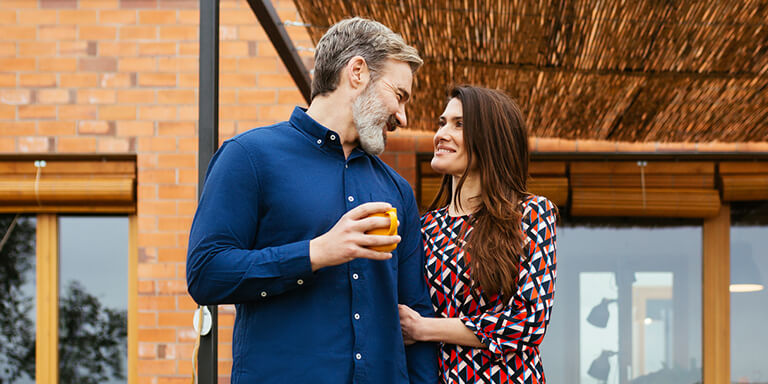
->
<box><xmin>292</xmin><ymin>0</ymin><xmax>768</xmax><ymax>142</ymax></box>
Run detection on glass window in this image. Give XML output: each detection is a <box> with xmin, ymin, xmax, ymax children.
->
<box><xmin>541</xmin><ymin>223</ymin><xmax>702</xmax><ymax>384</ymax></box>
<box><xmin>0</xmin><ymin>214</ymin><xmax>36</xmax><ymax>384</ymax></box>
<box><xmin>58</xmin><ymin>216</ymin><xmax>128</xmax><ymax>384</ymax></box>
<box><xmin>731</xmin><ymin>215</ymin><xmax>768</xmax><ymax>383</ymax></box>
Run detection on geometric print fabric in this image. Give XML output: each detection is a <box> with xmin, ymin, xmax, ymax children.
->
<box><xmin>422</xmin><ymin>195</ymin><xmax>558</xmax><ymax>384</ymax></box>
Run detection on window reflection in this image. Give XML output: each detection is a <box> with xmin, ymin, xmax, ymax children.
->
<box><xmin>0</xmin><ymin>214</ymin><xmax>36</xmax><ymax>384</ymax></box>
<box><xmin>731</xmin><ymin>224</ymin><xmax>768</xmax><ymax>384</ymax></box>
<box><xmin>58</xmin><ymin>216</ymin><xmax>128</xmax><ymax>384</ymax></box>
<box><xmin>541</xmin><ymin>224</ymin><xmax>702</xmax><ymax>384</ymax></box>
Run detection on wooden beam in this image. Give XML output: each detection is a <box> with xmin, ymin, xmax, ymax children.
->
<box><xmin>571</xmin><ymin>188</ymin><xmax>721</xmax><ymax>218</ymax></box>
<box><xmin>36</xmin><ymin>214</ymin><xmax>58</xmax><ymax>384</ymax></box>
<box><xmin>702</xmin><ymin>205</ymin><xmax>730</xmax><ymax>384</ymax></box>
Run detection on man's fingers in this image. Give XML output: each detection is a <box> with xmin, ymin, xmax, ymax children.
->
<box><xmin>345</xmin><ymin>202</ymin><xmax>392</xmax><ymax>220</ymax></box>
<box><xmin>355</xmin><ymin>216</ymin><xmax>393</xmax><ymax>232</ymax></box>
<box><xmin>354</xmin><ymin>248</ymin><xmax>394</xmax><ymax>261</ymax></box>
<box><xmin>358</xmin><ymin>234</ymin><xmax>401</xmax><ymax>247</ymax></box>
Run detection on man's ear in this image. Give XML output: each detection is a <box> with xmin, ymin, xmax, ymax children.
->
<box><xmin>344</xmin><ymin>56</ymin><xmax>370</xmax><ymax>90</ymax></box>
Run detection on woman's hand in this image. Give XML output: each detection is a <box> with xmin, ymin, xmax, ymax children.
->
<box><xmin>398</xmin><ymin>304</ymin><xmax>425</xmax><ymax>345</ymax></box>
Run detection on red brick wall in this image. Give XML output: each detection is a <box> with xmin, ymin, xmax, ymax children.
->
<box><xmin>0</xmin><ymin>0</ymin><xmax>313</xmax><ymax>382</ymax></box>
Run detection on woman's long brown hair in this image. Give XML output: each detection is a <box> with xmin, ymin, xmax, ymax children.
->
<box><xmin>429</xmin><ymin>85</ymin><xmax>530</xmax><ymax>302</ymax></box>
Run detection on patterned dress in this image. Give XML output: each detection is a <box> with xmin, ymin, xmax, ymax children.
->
<box><xmin>421</xmin><ymin>195</ymin><xmax>557</xmax><ymax>384</ymax></box>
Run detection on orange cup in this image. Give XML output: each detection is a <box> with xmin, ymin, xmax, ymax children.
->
<box><xmin>365</xmin><ymin>207</ymin><xmax>398</xmax><ymax>252</ymax></box>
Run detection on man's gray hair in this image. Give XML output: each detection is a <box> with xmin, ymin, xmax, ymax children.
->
<box><xmin>311</xmin><ymin>17</ymin><xmax>423</xmax><ymax>100</ymax></box>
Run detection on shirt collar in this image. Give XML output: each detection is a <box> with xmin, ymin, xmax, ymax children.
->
<box><xmin>289</xmin><ymin>106</ymin><xmax>362</xmax><ymax>153</ymax></box>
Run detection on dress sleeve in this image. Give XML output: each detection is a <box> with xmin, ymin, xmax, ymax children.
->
<box><xmin>460</xmin><ymin>197</ymin><xmax>557</xmax><ymax>357</ymax></box>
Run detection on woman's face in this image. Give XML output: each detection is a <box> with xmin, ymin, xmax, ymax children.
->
<box><xmin>431</xmin><ymin>98</ymin><xmax>469</xmax><ymax>176</ymax></box>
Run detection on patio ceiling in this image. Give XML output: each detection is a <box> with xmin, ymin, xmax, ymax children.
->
<box><xmin>292</xmin><ymin>0</ymin><xmax>768</xmax><ymax>142</ymax></box>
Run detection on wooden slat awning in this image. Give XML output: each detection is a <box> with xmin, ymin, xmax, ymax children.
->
<box><xmin>0</xmin><ymin>158</ymin><xmax>136</xmax><ymax>213</ymax></box>
<box><xmin>292</xmin><ymin>0</ymin><xmax>768</xmax><ymax>142</ymax></box>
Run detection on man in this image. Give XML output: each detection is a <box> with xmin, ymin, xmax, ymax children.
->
<box><xmin>186</xmin><ymin>17</ymin><xmax>438</xmax><ymax>383</ymax></box>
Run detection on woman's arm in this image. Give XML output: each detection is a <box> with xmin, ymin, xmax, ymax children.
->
<box><xmin>399</xmin><ymin>304</ymin><xmax>486</xmax><ymax>348</ymax></box>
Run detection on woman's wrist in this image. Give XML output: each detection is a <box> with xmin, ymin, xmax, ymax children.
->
<box><xmin>414</xmin><ymin>316</ymin><xmax>434</xmax><ymax>342</ymax></box>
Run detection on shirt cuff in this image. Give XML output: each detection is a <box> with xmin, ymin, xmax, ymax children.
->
<box><xmin>277</xmin><ymin>239</ymin><xmax>314</xmax><ymax>281</ymax></box>
<box><xmin>460</xmin><ymin>315</ymin><xmax>503</xmax><ymax>357</ymax></box>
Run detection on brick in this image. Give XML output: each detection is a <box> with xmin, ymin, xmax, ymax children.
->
<box><xmin>0</xmin><ymin>122</ymin><xmax>35</xmax><ymax>136</ymax></box>
<box><xmin>100</xmin><ymin>105</ymin><xmax>136</xmax><ymax>120</ymax></box>
<box><xmin>18</xmin><ymin>10</ymin><xmax>57</xmax><ymax>24</ymax></box>
<box><xmin>156</xmin><ymin>280</ymin><xmax>188</xmax><ymax>295</ymax></box>
<box><xmin>60</xmin><ymin>73</ymin><xmax>99</xmax><ymax>87</ymax></box>
<box><xmin>158</xmin><ymin>311</ymin><xmax>191</xmax><ymax>327</ymax></box>
<box><xmin>137</xmin><ymin>200</ymin><xmax>176</xmax><ymax>216</ymax></box>
<box><xmin>138</xmin><ymin>262</ymin><xmax>176</xmax><ymax>279</ymax></box>
<box><xmin>18</xmin><ymin>105</ymin><xmax>55</xmax><ymax>120</ymax></box>
<box><xmin>39</xmin><ymin>58</ymin><xmax>78</xmax><ymax>72</ymax></box>
<box><xmin>0</xmin><ymin>90</ymin><xmax>32</xmax><ymax>105</ymax></box>
<box><xmin>220</xmin><ymin>57</ymin><xmax>238</xmax><ymax>72</ymax></box>
<box><xmin>177</xmin><ymin>74</ymin><xmax>198</xmax><ymax>87</ymax></box>
<box><xmin>120</xmin><ymin>0</ymin><xmax>158</xmax><ymax>8</ymax></box>
<box><xmin>220</xmin><ymin>89</ymin><xmax>237</xmax><ymax>104</ymax></box>
<box><xmin>139</xmin><ymin>10</ymin><xmax>176</xmax><ymax>24</ymax></box>
<box><xmin>120</xmin><ymin>25</ymin><xmax>157</xmax><ymax>40</ymax></box>
<box><xmin>58</xmin><ymin>137</ymin><xmax>97</xmax><ymax>152</ymax></box>
<box><xmin>18</xmin><ymin>42</ymin><xmax>56</xmax><ymax>56</ymax></box>
<box><xmin>79</xmin><ymin>26</ymin><xmax>116</xmax><ymax>40</ymax></box>
<box><xmin>59</xmin><ymin>105</ymin><xmax>98</xmax><ymax>120</ymax></box>
<box><xmin>118</xmin><ymin>89</ymin><xmax>156</xmax><ymax>103</ymax></box>
<box><xmin>138</xmin><ymin>312</ymin><xmax>157</xmax><ymax>327</ymax></box>
<box><xmin>119</xmin><ymin>57</ymin><xmax>156</xmax><ymax>72</ymax></box>
<box><xmin>140</xmin><ymin>106</ymin><xmax>176</xmax><ymax>120</ymax></box>
<box><xmin>0</xmin><ymin>42</ymin><xmax>14</xmax><ymax>56</ymax></box>
<box><xmin>258</xmin><ymin>73</ymin><xmax>294</xmax><ymax>88</ymax></box>
<box><xmin>158</xmin><ymin>248</ymin><xmax>187</xmax><ymax>263</ymax></box>
<box><xmin>78</xmin><ymin>120</ymin><xmax>112</xmax><ymax>135</ymax></box>
<box><xmin>139</xmin><ymin>73</ymin><xmax>176</xmax><ymax>87</ymax></box>
<box><xmin>117</xmin><ymin>121</ymin><xmax>154</xmax><ymax>137</ymax></box>
<box><xmin>138</xmin><ymin>232</ymin><xmax>177</xmax><ymax>247</ymax></box>
<box><xmin>138</xmin><ymin>295</ymin><xmax>175</xmax><ymax>312</ymax></box>
<box><xmin>219</xmin><ymin>105</ymin><xmax>258</xmax><ymax>120</ymax></box>
<box><xmin>79</xmin><ymin>57</ymin><xmax>117</xmax><ymax>72</ymax></box>
<box><xmin>158</xmin><ymin>185</ymin><xmax>195</xmax><ymax>200</ymax></box>
<box><xmin>97</xmin><ymin>44</ymin><xmax>137</xmax><ymax>60</ymax></box>
<box><xmin>59</xmin><ymin>10</ymin><xmax>98</xmax><ymax>24</ymax></box>
<box><xmin>137</xmin><ymin>360</ymin><xmax>175</xmax><ymax>376</ymax></box>
<box><xmin>158</xmin><ymin>0</ymin><xmax>197</xmax><ymax>9</ymax></box>
<box><xmin>0</xmin><ymin>58</ymin><xmax>36</xmax><ymax>72</ymax></box>
<box><xmin>157</xmin><ymin>153</ymin><xmax>195</xmax><ymax>168</ymax></box>
<box><xmin>19</xmin><ymin>74</ymin><xmax>56</xmax><ymax>88</ymax></box>
<box><xmin>40</xmin><ymin>0</ymin><xmax>77</xmax><ymax>8</ymax></box>
<box><xmin>239</xmin><ymin>57</ymin><xmax>277</xmax><ymax>73</ymax></box>
<box><xmin>221</xmin><ymin>41</ymin><xmax>248</xmax><ymax>57</ymax></box>
<box><xmin>137</xmin><ymin>137</ymin><xmax>176</xmax><ymax>152</ymax></box>
<box><xmin>177</xmin><ymin>139</ymin><xmax>197</xmax><ymax>155</ymax></box>
<box><xmin>98</xmin><ymin>137</ymin><xmax>131</xmax><ymax>152</ymax></box>
<box><xmin>39</xmin><ymin>25</ymin><xmax>76</xmax><ymax>40</ymax></box>
<box><xmin>157</xmin><ymin>57</ymin><xmax>197</xmax><ymax>72</ymax></box>
<box><xmin>77</xmin><ymin>89</ymin><xmax>116</xmax><ymax>104</ymax></box>
<box><xmin>37</xmin><ymin>89</ymin><xmax>70</xmax><ymax>104</ymax></box>
<box><xmin>239</xmin><ymin>89</ymin><xmax>275</xmax><ymax>104</ymax></box>
<box><xmin>177</xmin><ymin>294</ymin><xmax>197</xmax><ymax>310</ymax></box>
<box><xmin>259</xmin><ymin>105</ymin><xmax>294</xmax><ymax>121</ymax></box>
<box><xmin>139</xmin><ymin>42</ymin><xmax>176</xmax><ymax>56</ymax></box>
<box><xmin>159</xmin><ymin>25</ymin><xmax>197</xmax><ymax>40</ymax></box>
<box><xmin>138</xmin><ymin>169</ymin><xmax>176</xmax><ymax>184</ymax></box>
<box><xmin>137</xmin><ymin>184</ymin><xmax>156</xmax><ymax>200</ymax></box>
<box><xmin>139</xmin><ymin>329</ymin><xmax>175</xmax><ymax>343</ymax></box>
<box><xmin>100</xmin><ymin>73</ymin><xmax>134</xmax><ymax>88</ymax></box>
<box><xmin>100</xmin><ymin>10</ymin><xmax>137</xmax><ymax>24</ymax></box>
<box><xmin>158</xmin><ymin>122</ymin><xmax>195</xmax><ymax>136</ymax></box>
<box><xmin>138</xmin><ymin>342</ymin><xmax>157</xmax><ymax>358</ymax></box>
<box><xmin>0</xmin><ymin>26</ymin><xmax>35</xmax><ymax>40</ymax></box>
<box><xmin>0</xmin><ymin>11</ymin><xmax>15</xmax><ymax>24</ymax></box>
<box><xmin>0</xmin><ymin>74</ymin><xmax>14</xmax><ymax>87</ymax></box>
<box><xmin>0</xmin><ymin>137</ymin><xmax>14</xmax><ymax>152</ymax></box>
<box><xmin>80</xmin><ymin>0</ymin><xmax>119</xmax><ymax>8</ymax></box>
<box><xmin>177</xmin><ymin>9</ymin><xmax>198</xmax><ymax>24</ymax></box>
<box><xmin>0</xmin><ymin>105</ymin><xmax>15</xmax><ymax>120</ymax></box>
<box><xmin>38</xmin><ymin>121</ymin><xmax>76</xmax><ymax>136</ymax></box>
<box><xmin>17</xmin><ymin>136</ymin><xmax>50</xmax><ymax>153</ymax></box>
<box><xmin>220</xmin><ymin>9</ymin><xmax>253</xmax><ymax>25</ymax></box>
<box><xmin>278</xmin><ymin>89</ymin><xmax>305</xmax><ymax>104</ymax></box>
<box><xmin>178</xmin><ymin>42</ymin><xmax>198</xmax><ymax>56</ymax></box>
<box><xmin>178</xmin><ymin>105</ymin><xmax>196</xmax><ymax>121</ymax></box>
<box><xmin>158</xmin><ymin>90</ymin><xmax>194</xmax><ymax>104</ymax></box>
<box><xmin>220</xmin><ymin>74</ymin><xmax>257</xmax><ymax>88</ymax></box>
<box><xmin>58</xmin><ymin>41</ymin><xmax>89</xmax><ymax>55</ymax></box>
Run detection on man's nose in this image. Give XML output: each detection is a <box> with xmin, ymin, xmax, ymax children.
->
<box><xmin>396</xmin><ymin>106</ymin><xmax>407</xmax><ymax>128</ymax></box>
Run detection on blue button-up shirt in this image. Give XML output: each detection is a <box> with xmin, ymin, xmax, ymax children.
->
<box><xmin>187</xmin><ymin>107</ymin><xmax>438</xmax><ymax>384</ymax></box>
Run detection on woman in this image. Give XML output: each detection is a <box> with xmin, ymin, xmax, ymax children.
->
<box><xmin>399</xmin><ymin>86</ymin><xmax>557</xmax><ymax>384</ymax></box>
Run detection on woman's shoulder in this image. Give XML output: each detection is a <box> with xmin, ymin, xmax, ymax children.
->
<box><xmin>420</xmin><ymin>206</ymin><xmax>448</xmax><ymax>226</ymax></box>
<box><xmin>521</xmin><ymin>194</ymin><xmax>558</xmax><ymax>223</ymax></box>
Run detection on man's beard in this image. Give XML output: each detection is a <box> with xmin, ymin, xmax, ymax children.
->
<box><xmin>352</xmin><ymin>83</ymin><xmax>396</xmax><ymax>156</ymax></box>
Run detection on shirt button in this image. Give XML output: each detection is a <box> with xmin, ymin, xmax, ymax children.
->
<box><xmin>330</xmin><ymin>134</ymin><xmax>336</xmax><ymax>140</ymax></box>
<box><xmin>355</xmin><ymin>353</ymin><xmax>362</xmax><ymax>360</ymax></box>
<box><xmin>354</xmin><ymin>313</ymin><xmax>360</xmax><ymax>320</ymax></box>
<box><xmin>347</xmin><ymin>196</ymin><xmax>354</xmax><ymax>202</ymax></box>
<box><xmin>316</xmin><ymin>139</ymin><xmax>322</xmax><ymax>145</ymax></box>
<box><xmin>297</xmin><ymin>279</ymin><xmax>304</xmax><ymax>285</ymax></box>
<box><xmin>352</xmin><ymin>273</ymin><xmax>359</xmax><ymax>280</ymax></box>
<box><xmin>345</xmin><ymin>164</ymin><xmax>348</xmax><ymax>169</ymax></box>
<box><xmin>260</xmin><ymin>291</ymin><xmax>267</xmax><ymax>297</ymax></box>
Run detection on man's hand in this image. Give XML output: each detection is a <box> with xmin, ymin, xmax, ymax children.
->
<box><xmin>309</xmin><ymin>202</ymin><xmax>401</xmax><ymax>271</ymax></box>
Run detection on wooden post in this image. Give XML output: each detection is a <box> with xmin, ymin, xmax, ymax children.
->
<box><xmin>702</xmin><ymin>205</ymin><xmax>730</xmax><ymax>383</ymax></box>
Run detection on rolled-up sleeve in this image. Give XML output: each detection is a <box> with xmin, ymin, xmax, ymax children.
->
<box><xmin>186</xmin><ymin>140</ymin><xmax>315</xmax><ymax>305</ymax></box>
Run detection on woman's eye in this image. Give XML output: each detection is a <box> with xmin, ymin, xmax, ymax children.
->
<box><xmin>437</xmin><ymin>120</ymin><xmax>446</xmax><ymax>127</ymax></box>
